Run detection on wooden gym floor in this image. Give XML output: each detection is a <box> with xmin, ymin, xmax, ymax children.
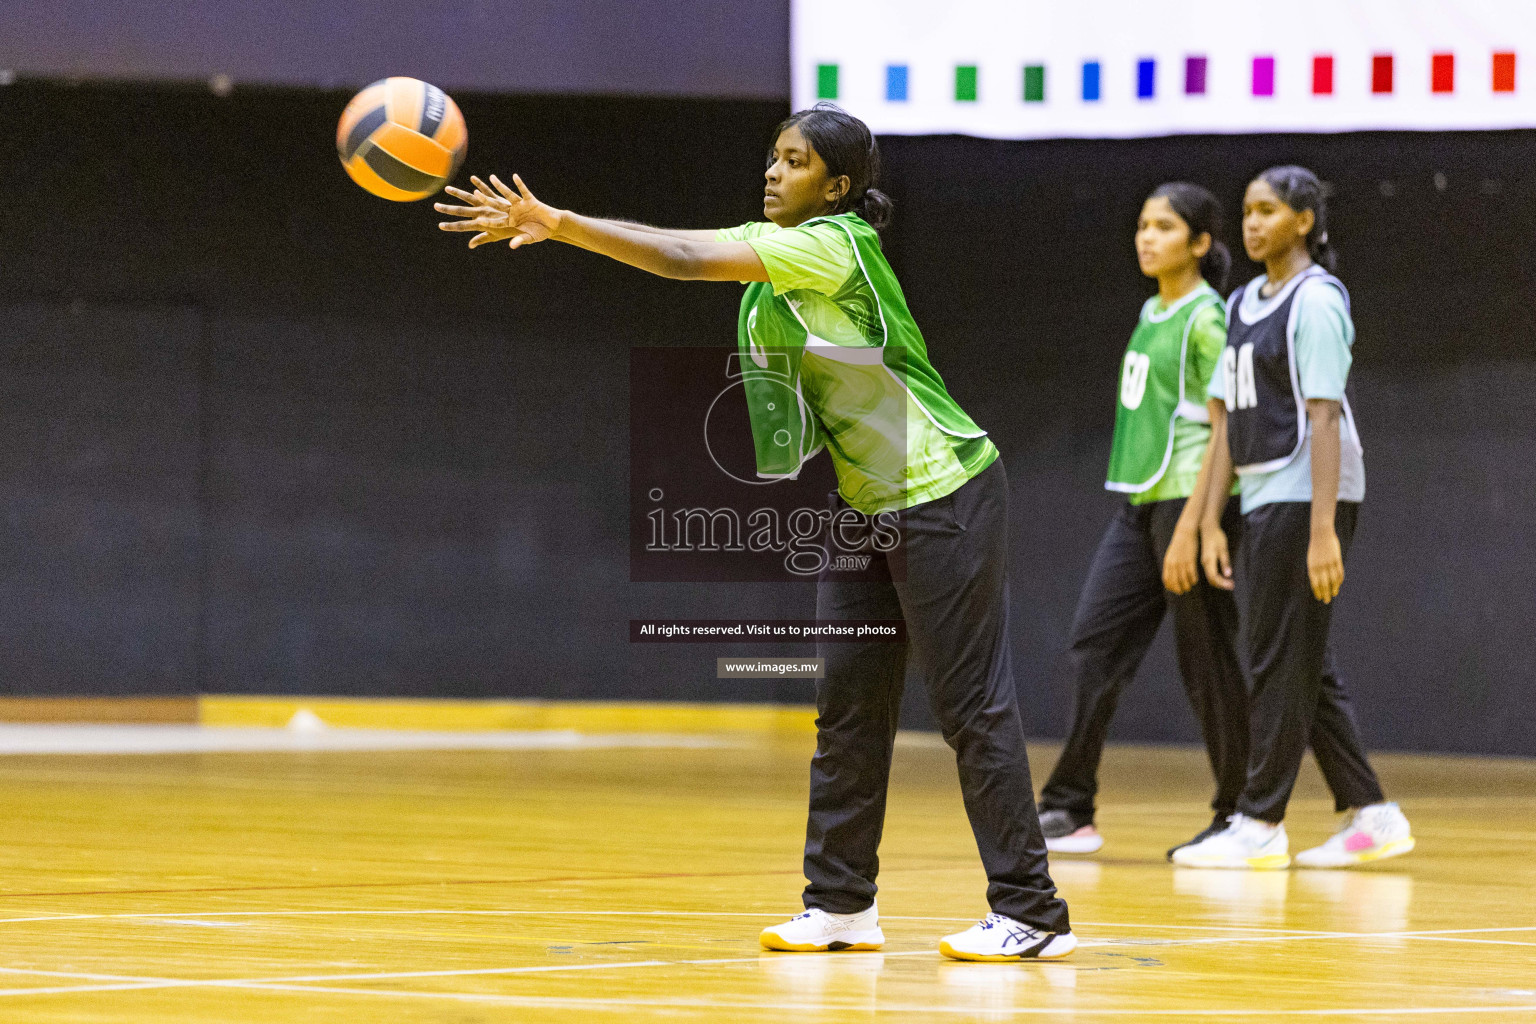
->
<box><xmin>0</xmin><ymin>725</ymin><xmax>1533</xmax><ymax>1022</ymax></box>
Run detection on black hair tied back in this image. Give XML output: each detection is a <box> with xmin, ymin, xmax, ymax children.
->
<box><xmin>772</xmin><ymin>102</ymin><xmax>893</xmax><ymax>230</ymax></box>
<box><xmin>1149</xmin><ymin>181</ymin><xmax>1231</xmax><ymax>293</ymax></box>
<box><xmin>1258</xmin><ymin>165</ymin><xmax>1337</xmax><ymax>272</ymax></box>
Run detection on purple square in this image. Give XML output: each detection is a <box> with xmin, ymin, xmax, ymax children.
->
<box><xmin>1252</xmin><ymin>56</ymin><xmax>1275</xmax><ymax>96</ymax></box>
<box><xmin>1185</xmin><ymin>56</ymin><xmax>1208</xmax><ymax>95</ymax></box>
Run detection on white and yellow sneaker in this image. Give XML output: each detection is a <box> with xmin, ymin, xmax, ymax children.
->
<box><xmin>1170</xmin><ymin>813</ymin><xmax>1290</xmax><ymax>869</ymax></box>
<box><xmin>939</xmin><ymin>913</ymin><xmax>1077</xmax><ymax>961</ymax></box>
<box><xmin>1295</xmin><ymin>803</ymin><xmax>1415</xmax><ymax>868</ymax></box>
<box><xmin>760</xmin><ymin>903</ymin><xmax>884</xmax><ymax>952</ymax></box>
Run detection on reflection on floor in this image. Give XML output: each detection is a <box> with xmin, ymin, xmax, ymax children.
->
<box><xmin>0</xmin><ymin>731</ymin><xmax>1532</xmax><ymax>1021</ymax></box>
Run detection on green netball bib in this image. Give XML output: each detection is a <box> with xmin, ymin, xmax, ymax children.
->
<box><xmin>1105</xmin><ymin>285</ymin><xmax>1222</xmax><ymax>494</ymax></box>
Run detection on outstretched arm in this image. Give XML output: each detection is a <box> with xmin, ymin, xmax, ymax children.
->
<box><xmin>436</xmin><ymin>175</ymin><xmax>769</xmax><ymax>283</ymax></box>
<box><xmin>600</xmin><ymin>222</ymin><xmax>722</xmax><ymax>243</ymax></box>
<box><xmin>557</xmin><ymin>211</ymin><xmax>769</xmax><ymax>281</ymax></box>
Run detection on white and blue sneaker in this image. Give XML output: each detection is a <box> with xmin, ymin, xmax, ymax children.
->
<box><xmin>760</xmin><ymin>902</ymin><xmax>884</xmax><ymax>952</ymax></box>
<box><xmin>1170</xmin><ymin>813</ymin><xmax>1290</xmax><ymax>870</ymax></box>
<box><xmin>939</xmin><ymin>913</ymin><xmax>1077</xmax><ymax>961</ymax></box>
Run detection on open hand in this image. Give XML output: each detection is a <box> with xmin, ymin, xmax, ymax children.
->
<box><xmin>1200</xmin><ymin>525</ymin><xmax>1235</xmax><ymax>592</ymax></box>
<box><xmin>435</xmin><ymin>174</ymin><xmax>560</xmax><ymax>250</ymax></box>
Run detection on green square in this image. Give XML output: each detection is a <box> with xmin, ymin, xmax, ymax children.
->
<box><xmin>1024</xmin><ymin>65</ymin><xmax>1045</xmax><ymax>102</ymax></box>
<box><xmin>955</xmin><ymin>65</ymin><xmax>978</xmax><ymax>102</ymax></box>
<box><xmin>817</xmin><ymin>64</ymin><xmax>839</xmax><ymax>100</ymax></box>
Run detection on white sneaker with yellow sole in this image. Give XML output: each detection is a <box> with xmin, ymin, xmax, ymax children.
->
<box><xmin>1170</xmin><ymin>813</ymin><xmax>1291</xmax><ymax>869</ymax></box>
<box><xmin>939</xmin><ymin>913</ymin><xmax>1077</xmax><ymax>961</ymax></box>
<box><xmin>760</xmin><ymin>903</ymin><xmax>884</xmax><ymax>952</ymax></box>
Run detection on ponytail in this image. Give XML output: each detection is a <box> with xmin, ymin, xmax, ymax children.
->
<box><xmin>1148</xmin><ymin>181</ymin><xmax>1230</xmax><ymax>292</ymax></box>
<box><xmin>1257</xmin><ymin>165</ymin><xmax>1336</xmax><ymax>272</ymax></box>
<box><xmin>853</xmin><ymin>188</ymin><xmax>894</xmax><ymax>231</ymax></box>
<box><xmin>772</xmin><ymin>102</ymin><xmax>893</xmax><ymax>230</ymax></box>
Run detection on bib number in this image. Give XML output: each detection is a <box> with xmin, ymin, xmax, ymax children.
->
<box><xmin>1222</xmin><ymin>344</ymin><xmax>1258</xmax><ymax>411</ymax></box>
<box><xmin>1120</xmin><ymin>351</ymin><xmax>1152</xmax><ymax>410</ymax></box>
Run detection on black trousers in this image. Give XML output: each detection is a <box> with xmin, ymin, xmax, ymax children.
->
<box><xmin>1039</xmin><ymin>498</ymin><xmax>1248</xmax><ymax>824</ymax></box>
<box><xmin>804</xmin><ymin>459</ymin><xmax>1070</xmax><ymax>934</ymax></box>
<box><xmin>1235</xmin><ymin>501</ymin><xmax>1385</xmax><ymax>823</ymax></box>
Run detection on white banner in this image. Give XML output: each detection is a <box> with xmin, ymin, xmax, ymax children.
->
<box><xmin>791</xmin><ymin>0</ymin><xmax>1536</xmax><ymax>138</ymax></box>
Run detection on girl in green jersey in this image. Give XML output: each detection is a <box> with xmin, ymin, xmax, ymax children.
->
<box><xmin>436</xmin><ymin>104</ymin><xmax>1074</xmax><ymax>961</ymax></box>
<box><xmin>1036</xmin><ymin>184</ymin><xmax>1250</xmax><ymax>860</ymax></box>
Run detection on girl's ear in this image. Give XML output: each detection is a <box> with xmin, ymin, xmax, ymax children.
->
<box><xmin>1295</xmin><ymin>208</ymin><xmax>1316</xmax><ymax>240</ymax></box>
<box><xmin>1190</xmin><ymin>231</ymin><xmax>1213</xmax><ymax>259</ymax></box>
<box><xmin>827</xmin><ymin>174</ymin><xmax>851</xmax><ymax>204</ymax></box>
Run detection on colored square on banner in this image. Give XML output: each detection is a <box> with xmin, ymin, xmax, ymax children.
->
<box><xmin>1137</xmin><ymin>58</ymin><xmax>1155</xmax><ymax>99</ymax></box>
<box><xmin>1082</xmin><ymin>61</ymin><xmax>1102</xmax><ymax>101</ymax></box>
<box><xmin>1432</xmin><ymin>53</ymin><xmax>1454</xmax><ymax>93</ymax></box>
<box><xmin>1372</xmin><ymin>53</ymin><xmax>1394</xmax><ymax>93</ymax></box>
<box><xmin>817</xmin><ymin>63</ymin><xmax>838</xmax><ymax>99</ymax></box>
<box><xmin>1252</xmin><ymin>56</ymin><xmax>1275</xmax><ymax>96</ymax></box>
<box><xmin>1185</xmin><ymin>56</ymin><xmax>1208</xmax><ymax>95</ymax></box>
<box><xmin>1494</xmin><ymin>51</ymin><xmax>1516</xmax><ymax>93</ymax></box>
<box><xmin>1313</xmin><ymin>54</ymin><xmax>1334</xmax><ymax>94</ymax></box>
<box><xmin>886</xmin><ymin>64</ymin><xmax>908</xmax><ymax>101</ymax></box>
<box><xmin>955</xmin><ymin>65</ymin><xmax>978</xmax><ymax>101</ymax></box>
<box><xmin>1024</xmin><ymin>64</ymin><xmax>1045</xmax><ymax>102</ymax></box>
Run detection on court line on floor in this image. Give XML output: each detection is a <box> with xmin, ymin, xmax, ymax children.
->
<box><xmin>0</xmin><ymin>951</ymin><xmax>916</xmax><ymax>983</ymax></box>
<box><xmin>172</xmin><ymin>986</ymin><xmax>1536</xmax><ymax>1017</ymax></box>
<box><xmin>0</xmin><ymin>914</ymin><xmax>1327</xmax><ymax>939</ymax></box>
<box><xmin>0</xmin><ymin>966</ymin><xmax>212</xmax><ymax>1000</ymax></box>
<box><xmin>198</xmin><ymin>950</ymin><xmax>943</xmax><ymax>985</ymax></box>
<box><xmin>1102</xmin><ymin>926</ymin><xmax>1536</xmax><ymax>948</ymax></box>
<box><xmin>8</xmin><ymin>923</ymin><xmax>1530</xmax><ymax>994</ymax></box>
<box><xmin>0</xmin><ymin>866</ymin><xmax>813</xmax><ymax>900</ymax></box>
<box><xmin>1405</xmin><ymin>936</ymin><xmax>1536</xmax><ymax>948</ymax></box>
<box><xmin>3</xmin><ymin>918</ymin><xmax>1531</xmax><ymax>996</ymax></box>
<box><xmin>4</xmin><ymin>940</ymin><xmax>1535</xmax><ymax>1015</ymax></box>
<box><xmin>0</xmin><ymin>859</ymin><xmax>1010</xmax><ymax>902</ymax></box>
<box><xmin>0</xmin><ymin>951</ymin><xmax>943</xmax><ymax>999</ymax></box>
<box><xmin>4</xmin><ymin>909</ymin><xmax>1531</xmax><ymax>943</ymax></box>
<box><xmin>195</xmin><ymin>986</ymin><xmax>1536</xmax><ymax>1016</ymax></box>
<box><xmin>6</xmin><ymin>970</ymin><xmax>1534</xmax><ymax>1018</ymax></box>
<box><xmin>0</xmin><ymin>966</ymin><xmax>188</xmax><ymax>984</ymax></box>
<box><xmin>1361</xmin><ymin>927</ymin><xmax>1536</xmax><ymax>937</ymax></box>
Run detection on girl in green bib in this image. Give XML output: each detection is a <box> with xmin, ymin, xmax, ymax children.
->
<box><xmin>1036</xmin><ymin>183</ymin><xmax>1250</xmax><ymax>860</ymax></box>
<box><xmin>436</xmin><ymin>103</ymin><xmax>1073</xmax><ymax>961</ymax></box>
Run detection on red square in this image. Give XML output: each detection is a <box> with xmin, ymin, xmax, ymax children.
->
<box><xmin>1432</xmin><ymin>52</ymin><xmax>1455</xmax><ymax>93</ymax></box>
<box><xmin>1494</xmin><ymin>51</ymin><xmax>1516</xmax><ymax>93</ymax></box>
<box><xmin>1372</xmin><ymin>54</ymin><xmax>1394</xmax><ymax>94</ymax></box>
<box><xmin>1312</xmin><ymin>54</ymin><xmax>1334</xmax><ymax>95</ymax></box>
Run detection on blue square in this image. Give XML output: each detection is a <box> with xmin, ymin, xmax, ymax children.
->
<box><xmin>886</xmin><ymin>64</ymin><xmax>909</xmax><ymax>102</ymax></box>
<box><xmin>1137</xmin><ymin>58</ymin><xmax>1156</xmax><ymax>99</ymax></box>
<box><xmin>1082</xmin><ymin>61</ymin><xmax>1101</xmax><ymax>102</ymax></box>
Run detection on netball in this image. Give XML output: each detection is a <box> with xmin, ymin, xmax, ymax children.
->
<box><xmin>336</xmin><ymin>77</ymin><xmax>466</xmax><ymax>201</ymax></box>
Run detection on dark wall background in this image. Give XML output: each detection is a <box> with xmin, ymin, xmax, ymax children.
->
<box><xmin>0</xmin><ymin>0</ymin><xmax>789</xmax><ymax>99</ymax></box>
<box><xmin>1</xmin><ymin>82</ymin><xmax>1531</xmax><ymax>755</ymax></box>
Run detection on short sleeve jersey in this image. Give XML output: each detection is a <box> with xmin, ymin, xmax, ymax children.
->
<box><xmin>1208</xmin><ymin>276</ymin><xmax>1366</xmax><ymax>512</ymax></box>
<box><xmin>717</xmin><ymin>220</ymin><xmax>997</xmax><ymax>514</ymax></box>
